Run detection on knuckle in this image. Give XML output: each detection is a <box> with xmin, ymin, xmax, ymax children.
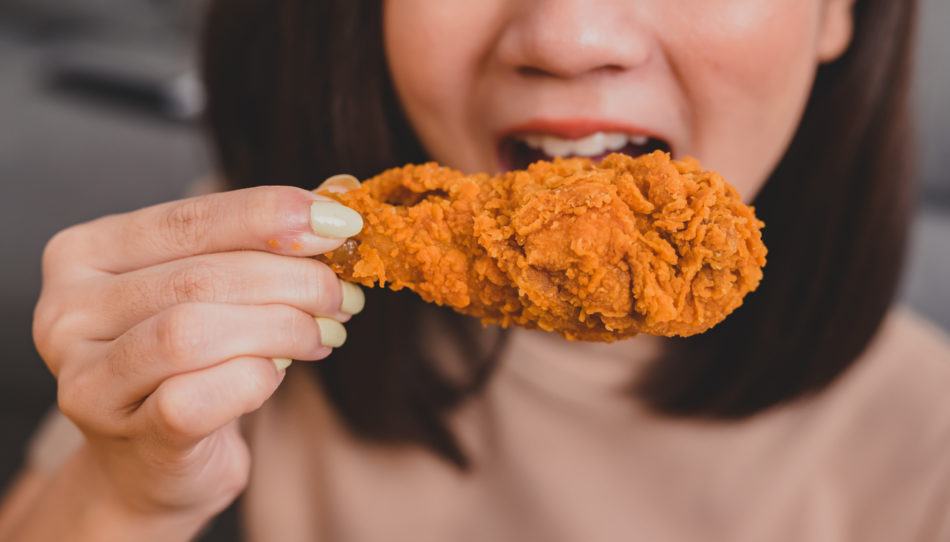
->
<box><xmin>249</xmin><ymin>186</ymin><xmax>308</xmax><ymax>231</ymax></box>
<box><xmin>164</xmin><ymin>198</ymin><xmax>213</xmax><ymax>250</ymax></box>
<box><xmin>238</xmin><ymin>362</ymin><xmax>273</xmax><ymax>411</ymax></box>
<box><xmin>282</xmin><ymin>308</ymin><xmax>314</xmax><ymax>353</ymax></box>
<box><xmin>168</xmin><ymin>262</ymin><xmax>221</xmax><ymax>304</ymax></box>
<box><xmin>295</xmin><ymin>259</ymin><xmax>324</xmax><ymax>303</ymax></box>
<box><xmin>56</xmin><ymin>378</ymin><xmax>84</xmax><ymax>423</ymax></box>
<box><xmin>155</xmin><ymin>305</ymin><xmax>207</xmax><ymax>363</ymax></box>
<box><xmin>242</xmin><ymin>366</ymin><xmax>269</xmax><ymax>400</ymax></box>
<box><xmin>219</xmin><ymin>454</ymin><xmax>252</xmax><ymax>500</ymax></box>
<box><xmin>32</xmin><ymin>295</ymin><xmax>82</xmax><ymax>375</ymax></box>
<box><xmin>32</xmin><ymin>298</ymin><xmax>58</xmax><ymax>361</ymax></box>
<box><xmin>305</xmin><ymin>261</ymin><xmax>343</xmax><ymax>313</ymax></box>
<box><xmin>41</xmin><ymin>226</ymin><xmax>82</xmax><ymax>272</ymax></box>
<box><xmin>56</xmin><ymin>369</ymin><xmax>109</xmax><ymax>433</ymax></box>
<box><xmin>152</xmin><ymin>387</ymin><xmax>196</xmax><ymax>438</ymax></box>
<box><xmin>106</xmin><ymin>332</ymin><xmax>137</xmax><ymax>381</ymax></box>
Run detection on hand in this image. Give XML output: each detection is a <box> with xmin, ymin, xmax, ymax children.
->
<box><xmin>32</xmin><ymin>180</ymin><xmax>364</xmax><ymax>520</ymax></box>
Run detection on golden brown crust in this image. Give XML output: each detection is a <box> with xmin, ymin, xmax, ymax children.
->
<box><xmin>318</xmin><ymin>151</ymin><xmax>766</xmax><ymax>341</ymax></box>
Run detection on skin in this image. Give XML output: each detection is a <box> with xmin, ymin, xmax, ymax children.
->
<box><xmin>9</xmin><ymin>187</ymin><xmax>360</xmax><ymax>539</ymax></box>
<box><xmin>3</xmin><ymin>1</ymin><xmax>855</xmax><ymax>539</ymax></box>
<box><xmin>385</xmin><ymin>0</ymin><xmax>855</xmax><ymax>199</ymax></box>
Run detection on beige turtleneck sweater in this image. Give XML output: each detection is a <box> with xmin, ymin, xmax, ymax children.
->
<box><xmin>240</xmin><ymin>308</ymin><xmax>950</xmax><ymax>541</ymax></box>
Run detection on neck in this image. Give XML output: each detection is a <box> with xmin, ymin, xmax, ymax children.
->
<box><xmin>503</xmin><ymin>327</ymin><xmax>667</xmax><ymax>392</ymax></box>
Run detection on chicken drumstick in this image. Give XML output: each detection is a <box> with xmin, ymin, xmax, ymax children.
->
<box><xmin>318</xmin><ymin>151</ymin><xmax>766</xmax><ymax>342</ymax></box>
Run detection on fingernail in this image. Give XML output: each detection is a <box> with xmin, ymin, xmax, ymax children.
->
<box><xmin>340</xmin><ymin>281</ymin><xmax>365</xmax><ymax>315</ymax></box>
<box><xmin>315</xmin><ymin>318</ymin><xmax>347</xmax><ymax>348</ymax></box>
<box><xmin>315</xmin><ymin>174</ymin><xmax>361</xmax><ymax>194</ymax></box>
<box><xmin>310</xmin><ymin>201</ymin><xmax>363</xmax><ymax>238</ymax></box>
<box><xmin>272</xmin><ymin>358</ymin><xmax>293</xmax><ymax>372</ymax></box>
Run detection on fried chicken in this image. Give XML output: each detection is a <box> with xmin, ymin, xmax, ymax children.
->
<box><xmin>317</xmin><ymin>151</ymin><xmax>766</xmax><ymax>341</ymax></box>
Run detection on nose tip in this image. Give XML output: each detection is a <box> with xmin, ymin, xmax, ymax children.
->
<box><xmin>496</xmin><ymin>2</ymin><xmax>651</xmax><ymax>79</ymax></box>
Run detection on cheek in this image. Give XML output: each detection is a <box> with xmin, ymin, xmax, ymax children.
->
<box><xmin>668</xmin><ymin>1</ymin><xmax>823</xmax><ymax>199</ymax></box>
<box><xmin>385</xmin><ymin>4</ymin><xmax>467</xmax><ymax>112</ymax></box>
<box><xmin>384</xmin><ymin>2</ymin><xmax>503</xmax><ymax>170</ymax></box>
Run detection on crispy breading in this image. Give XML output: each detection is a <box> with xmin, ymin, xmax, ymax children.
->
<box><xmin>318</xmin><ymin>151</ymin><xmax>766</xmax><ymax>341</ymax></box>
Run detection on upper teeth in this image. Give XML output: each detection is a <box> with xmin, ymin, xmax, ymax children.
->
<box><xmin>518</xmin><ymin>132</ymin><xmax>651</xmax><ymax>158</ymax></box>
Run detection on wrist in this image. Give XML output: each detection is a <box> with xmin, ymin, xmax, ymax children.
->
<box><xmin>80</xmin><ymin>493</ymin><xmax>212</xmax><ymax>542</ymax></box>
<box><xmin>9</xmin><ymin>446</ymin><xmax>215</xmax><ymax>542</ymax></box>
<box><xmin>77</xmin><ymin>448</ymin><xmax>217</xmax><ymax>542</ymax></box>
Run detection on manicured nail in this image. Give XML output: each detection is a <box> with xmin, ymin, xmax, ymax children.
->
<box><xmin>315</xmin><ymin>174</ymin><xmax>361</xmax><ymax>194</ymax></box>
<box><xmin>272</xmin><ymin>358</ymin><xmax>293</xmax><ymax>372</ymax></box>
<box><xmin>310</xmin><ymin>201</ymin><xmax>363</xmax><ymax>238</ymax></box>
<box><xmin>340</xmin><ymin>281</ymin><xmax>365</xmax><ymax>315</ymax></box>
<box><xmin>315</xmin><ymin>317</ymin><xmax>347</xmax><ymax>348</ymax></box>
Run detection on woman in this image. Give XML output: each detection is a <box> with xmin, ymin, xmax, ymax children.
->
<box><xmin>2</xmin><ymin>0</ymin><xmax>948</xmax><ymax>540</ymax></box>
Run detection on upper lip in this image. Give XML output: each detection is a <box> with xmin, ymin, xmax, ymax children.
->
<box><xmin>497</xmin><ymin>118</ymin><xmax>664</xmax><ymax>142</ymax></box>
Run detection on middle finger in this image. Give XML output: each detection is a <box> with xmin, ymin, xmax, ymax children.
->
<box><xmin>81</xmin><ymin>251</ymin><xmax>364</xmax><ymax>338</ymax></box>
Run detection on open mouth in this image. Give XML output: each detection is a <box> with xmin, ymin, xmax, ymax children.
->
<box><xmin>498</xmin><ymin>131</ymin><xmax>671</xmax><ymax>172</ymax></box>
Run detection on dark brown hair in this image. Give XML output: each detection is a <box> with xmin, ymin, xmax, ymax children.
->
<box><xmin>202</xmin><ymin>0</ymin><xmax>917</xmax><ymax>467</ymax></box>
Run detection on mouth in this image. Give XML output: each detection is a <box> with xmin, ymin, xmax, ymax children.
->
<box><xmin>497</xmin><ymin>130</ymin><xmax>671</xmax><ymax>173</ymax></box>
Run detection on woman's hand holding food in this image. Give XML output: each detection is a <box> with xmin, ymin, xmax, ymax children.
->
<box><xmin>29</xmin><ymin>178</ymin><xmax>363</xmax><ymax>536</ymax></box>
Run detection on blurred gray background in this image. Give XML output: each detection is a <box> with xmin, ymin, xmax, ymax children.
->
<box><xmin>0</xmin><ymin>0</ymin><xmax>948</xmax><ymax>539</ymax></box>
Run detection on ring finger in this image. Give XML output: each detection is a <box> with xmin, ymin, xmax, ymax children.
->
<box><xmin>86</xmin><ymin>302</ymin><xmax>345</xmax><ymax>413</ymax></box>
<box><xmin>78</xmin><ymin>251</ymin><xmax>364</xmax><ymax>338</ymax></box>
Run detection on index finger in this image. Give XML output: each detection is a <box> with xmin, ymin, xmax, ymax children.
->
<box><xmin>54</xmin><ymin>186</ymin><xmax>363</xmax><ymax>274</ymax></box>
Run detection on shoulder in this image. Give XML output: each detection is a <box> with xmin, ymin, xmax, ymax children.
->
<box><xmin>874</xmin><ymin>306</ymin><xmax>950</xmax><ymax>357</ymax></box>
<box><xmin>776</xmin><ymin>306</ymin><xmax>950</xmax><ymax>478</ymax></box>
<box><xmin>812</xmin><ymin>306</ymin><xmax>950</xmax><ymax>482</ymax></box>
<box><xmin>843</xmin><ymin>306</ymin><xmax>950</xmax><ymax>426</ymax></box>
<box><xmin>828</xmin><ymin>308</ymin><xmax>950</xmax><ymax>534</ymax></box>
<box><xmin>739</xmin><ymin>308</ymin><xmax>950</xmax><ymax>536</ymax></box>
<box><xmin>857</xmin><ymin>306</ymin><xmax>950</xmax><ymax>395</ymax></box>
<box><xmin>796</xmin><ymin>306</ymin><xmax>950</xmax><ymax>434</ymax></box>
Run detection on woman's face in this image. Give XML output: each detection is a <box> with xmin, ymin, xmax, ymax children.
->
<box><xmin>384</xmin><ymin>0</ymin><xmax>854</xmax><ymax>200</ymax></box>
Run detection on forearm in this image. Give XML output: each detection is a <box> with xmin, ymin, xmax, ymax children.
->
<box><xmin>3</xmin><ymin>446</ymin><xmax>212</xmax><ymax>542</ymax></box>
